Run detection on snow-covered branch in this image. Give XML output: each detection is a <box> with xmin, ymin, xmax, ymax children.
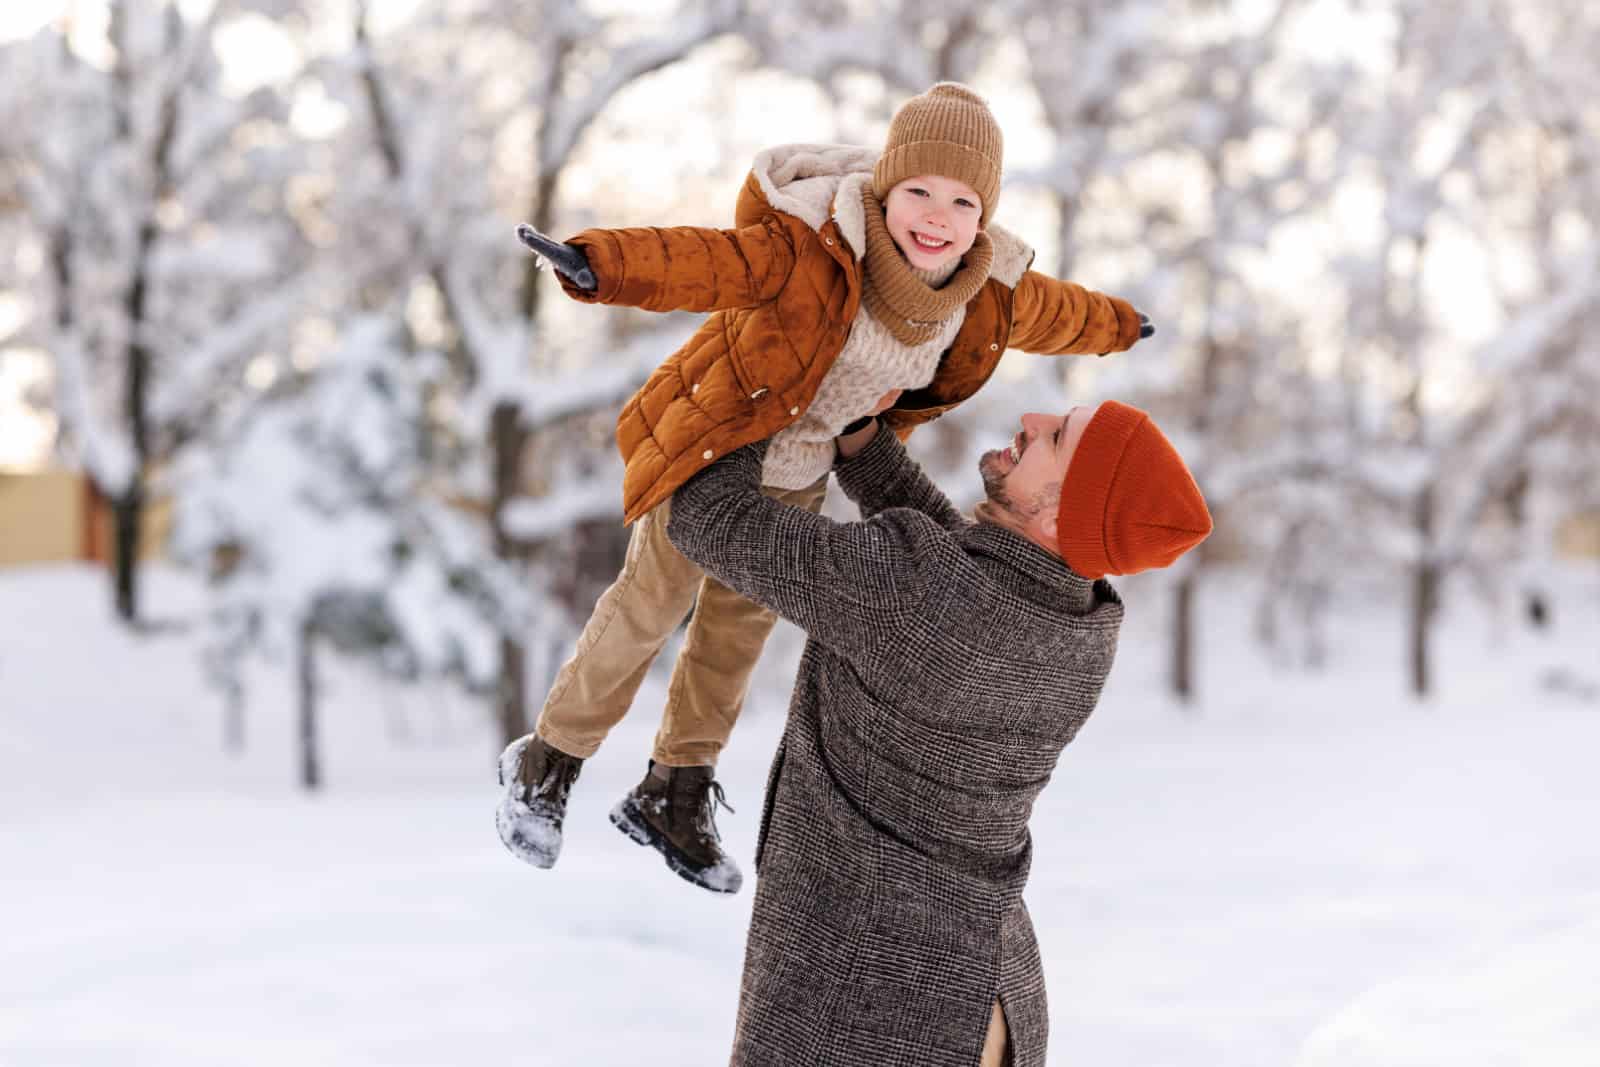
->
<box><xmin>537</xmin><ymin>2</ymin><xmax>739</xmax><ymax>176</ymax></box>
<box><xmin>501</xmin><ymin>476</ymin><xmax>624</xmax><ymax>544</ymax></box>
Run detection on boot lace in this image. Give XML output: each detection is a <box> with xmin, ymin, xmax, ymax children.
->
<box><xmin>694</xmin><ymin>779</ymin><xmax>736</xmax><ymax>838</ymax></box>
<box><xmin>521</xmin><ymin>748</ymin><xmax>580</xmax><ymax>808</ymax></box>
<box><xmin>543</xmin><ymin>756</ymin><xmax>581</xmax><ymax>806</ymax></box>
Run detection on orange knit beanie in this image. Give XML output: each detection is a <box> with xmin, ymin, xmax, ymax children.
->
<box><xmin>1056</xmin><ymin>401</ymin><xmax>1213</xmax><ymax>579</ymax></box>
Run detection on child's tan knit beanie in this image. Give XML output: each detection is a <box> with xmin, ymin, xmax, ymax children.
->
<box><xmin>872</xmin><ymin>82</ymin><xmax>1004</xmax><ymax>227</ymax></box>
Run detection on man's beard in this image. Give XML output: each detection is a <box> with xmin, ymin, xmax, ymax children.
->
<box><xmin>979</xmin><ymin>452</ymin><xmax>1018</xmax><ymax>512</ymax></box>
<box><xmin>978</xmin><ymin>452</ymin><xmax>1059</xmax><ymax>526</ymax></box>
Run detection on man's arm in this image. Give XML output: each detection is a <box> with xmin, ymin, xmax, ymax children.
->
<box><xmin>665</xmin><ymin>441</ymin><xmax>941</xmax><ymax>662</ymax></box>
<box><xmin>832</xmin><ymin>420</ymin><xmax>969</xmax><ymax>531</ymax></box>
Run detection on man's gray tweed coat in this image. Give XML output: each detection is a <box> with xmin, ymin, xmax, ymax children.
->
<box><xmin>666</xmin><ymin>429</ymin><xmax>1124</xmax><ymax>1067</ymax></box>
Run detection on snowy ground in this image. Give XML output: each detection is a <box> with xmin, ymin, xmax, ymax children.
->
<box><xmin>3</xmin><ymin>562</ymin><xmax>1598</xmax><ymax>1066</ymax></box>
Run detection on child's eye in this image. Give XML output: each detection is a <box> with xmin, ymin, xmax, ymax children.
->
<box><xmin>908</xmin><ymin>187</ymin><xmax>928</xmax><ymax>197</ymax></box>
<box><xmin>957</xmin><ymin>199</ymin><xmax>975</xmax><ymax>208</ymax></box>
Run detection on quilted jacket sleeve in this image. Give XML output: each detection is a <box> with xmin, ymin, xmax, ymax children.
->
<box><xmin>556</xmin><ymin>215</ymin><xmax>801</xmax><ymax>313</ymax></box>
<box><xmin>1007</xmin><ymin>270</ymin><xmax>1143</xmax><ymax>355</ymax></box>
<box><xmin>665</xmin><ymin>442</ymin><xmax>942</xmax><ymax>666</ymax></box>
<box><xmin>833</xmin><ymin>424</ymin><xmax>969</xmax><ymax>533</ymax></box>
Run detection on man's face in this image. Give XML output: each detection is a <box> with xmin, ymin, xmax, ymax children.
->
<box><xmin>883</xmin><ymin>174</ymin><xmax>983</xmax><ymax>270</ymax></box>
<box><xmin>977</xmin><ymin>405</ymin><xmax>1099</xmax><ymax>544</ymax></box>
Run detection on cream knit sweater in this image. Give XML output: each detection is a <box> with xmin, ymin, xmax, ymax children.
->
<box><xmin>763</xmin><ymin>260</ymin><xmax>966</xmax><ymax>490</ymax></box>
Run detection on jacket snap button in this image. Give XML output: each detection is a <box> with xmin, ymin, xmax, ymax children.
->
<box><xmin>691</xmin><ymin>383</ymin><xmax>700</xmax><ymax>394</ymax></box>
<box><xmin>989</xmin><ymin>343</ymin><xmax>999</xmax><ymax>351</ymax></box>
<box><xmin>702</xmin><ymin>449</ymin><xmax>714</xmax><ymax>460</ymax></box>
<box><xmin>824</xmin><ymin>237</ymin><xmax>834</xmax><ymax>245</ymax></box>
<box><xmin>750</xmin><ymin>388</ymin><xmax>768</xmax><ymax>399</ymax></box>
<box><xmin>789</xmin><ymin>406</ymin><xmax>799</xmax><ymax>416</ymax></box>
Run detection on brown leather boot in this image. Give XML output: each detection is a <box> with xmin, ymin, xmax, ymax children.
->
<box><xmin>609</xmin><ymin>762</ymin><xmax>743</xmax><ymax>894</ymax></box>
<box><xmin>495</xmin><ymin>733</ymin><xmax>584</xmax><ymax>869</ymax></box>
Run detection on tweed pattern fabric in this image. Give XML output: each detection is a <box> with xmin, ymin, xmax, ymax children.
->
<box><xmin>665</xmin><ymin>430</ymin><xmax>1124</xmax><ymax>1067</ymax></box>
<box><xmin>553</xmin><ymin>143</ymin><xmax>1144</xmax><ymax>521</ymax></box>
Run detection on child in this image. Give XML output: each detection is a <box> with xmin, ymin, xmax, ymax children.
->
<box><xmin>497</xmin><ymin>82</ymin><xmax>1151</xmax><ymax>894</ymax></box>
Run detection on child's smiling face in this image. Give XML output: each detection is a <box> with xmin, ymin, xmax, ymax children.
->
<box><xmin>883</xmin><ymin>174</ymin><xmax>983</xmax><ymax>270</ymax></box>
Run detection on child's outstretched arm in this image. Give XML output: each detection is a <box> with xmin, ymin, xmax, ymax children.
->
<box><xmin>1007</xmin><ymin>270</ymin><xmax>1153</xmax><ymax>356</ymax></box>
<box><xmin>515</xmin><ymin>215</ymin><xmax>803</xmax><ymax>314</ymax></box>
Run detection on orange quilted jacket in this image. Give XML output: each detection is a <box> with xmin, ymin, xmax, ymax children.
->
<box><xmin>557</xmin><ymin>145</ymin><xmax>1144</xmax><ymax>522</ymax></box>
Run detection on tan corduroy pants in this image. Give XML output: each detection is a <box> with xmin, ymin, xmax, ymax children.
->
<box><xmin>535</xmin><ymin>477</ymin><xmax>828</xmax><ymax>768</ymax></box>
<box><xmin>980</xmin><ymin>999</ymin><xmax>1012</xmax><ymax>1067</ymax></box>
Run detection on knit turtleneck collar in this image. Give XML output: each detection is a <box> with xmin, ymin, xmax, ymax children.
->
<box><xmin>910</xmin><ymin>258</ymin><xmax>962</xmax><ymax>289</ymax></box>
<box><xmin>859</xmin><ymin>185</ymin><xmax>993</xmax><ymax>346</ymax></box>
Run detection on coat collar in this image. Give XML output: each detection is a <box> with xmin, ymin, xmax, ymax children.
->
<box><xmin>959</xmin><ymin>522</ymin><xmax>1122</xmax><ymax>621</ymax></box>
<box><xmin>741</xmin><ymin>143</ymin><xmax>1035</xmax><ymax>289</ymax></box>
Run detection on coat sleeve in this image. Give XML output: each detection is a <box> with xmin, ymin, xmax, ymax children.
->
<box><xmin>1007</xmin><ymin>270</ymin><xmax>1143</xmax><ymax>355</ymax></box>
<box><xmin>833</xmin><ymin>423</ymin><xmax>970</xmax><ymax>532</ymax></box>
<box><xmin>555</xmin><ymin>215</ymin><xmax>801</xmax><ymax>313</ymax></box>
<box><xmin>665</xmin><ymin>442</ymin><xmax>939</xmax><ymax>664</ymax></box>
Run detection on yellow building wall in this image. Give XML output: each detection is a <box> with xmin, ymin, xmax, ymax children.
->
<box><xmin>0</xmin><ymin>468</ymin><xmax>171</xmax><ymax>567</ymax></box>
<box><xmin>1557</xmin><ymin>513</ymin><xmax>1600</xmax><ymax>559</ymax></box>
<box><xmin>0</xmin><ymin>469</ymin><xmax>84</xmax><ymax>565</ymax></box>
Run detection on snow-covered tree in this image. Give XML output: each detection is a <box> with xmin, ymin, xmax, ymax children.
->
<box><xmin>1319</xmin><ymin>0</ymin><xmax>1600</xmax><ymax>696</ymax></box>
<box><xmin>172</xmin><ymin>315</ymin><xmax>523</xmax><ymax>786</ymax></box>
<box><xmin>310</xmin><ymin>0</ymin><xmax>738</xmax><ymax>745</ymax></box>
<box><xmin>1033</xmin><ymin>0</ymin><xmax>1354</xmax><ymax>701</ymax></box>
<box><xmin>0</xmin><ymin>4</ymin><xmax>310</xmax><ymax>623</ymax></box>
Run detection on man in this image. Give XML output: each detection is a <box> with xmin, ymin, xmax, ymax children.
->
<box><xmin>662</xmin><ymin>400</ymin><xmax>1210</xmax><ymax>1067</ymax></box>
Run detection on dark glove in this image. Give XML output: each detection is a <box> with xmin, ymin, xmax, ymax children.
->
<box><xmin>515</xmin><ymin>223</ymin><xmax>597</xmax><ymax>292</ymax></box>
<box><xmin>1098</xmin><ymin>311</ymin><xmax>1155</xmax><ymax>357</ymax></box>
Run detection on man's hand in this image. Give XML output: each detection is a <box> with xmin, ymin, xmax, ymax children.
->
<box><xmin>833</xmin><ymin>390</ymin><xmax>898</xmax><ymax>459</ymax></box>
<box><xmin>835</xmin><ymin>418</ymin><xmax>879</xmax><ymax>459</ymax></box>
<box><xmin>515</xmin><ymin>223</ymin><xmax>597</xmax><ymax>291</ymax></box>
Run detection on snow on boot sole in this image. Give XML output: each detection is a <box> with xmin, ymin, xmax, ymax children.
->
<box><xmin>609</xmin><ymin>795</ymin><xmax>743</xmax><ymax>895</ymax></box>
<box><xmin>495</xmin><ymin>736</ymin><xmax>563</xmax><ymax>869</ymax></box>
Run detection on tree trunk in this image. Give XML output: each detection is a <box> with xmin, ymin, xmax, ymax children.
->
<box><xmin>491</xmin><ymin>402</ymin><xmax>531</xmax><ymax>746</ymax></box>
<box><xmin>114</xmin><ymin>216</ymin><xmax>155</xmax><ymax>624</ymax></box>
<box><xmin>497</xmin><ymin>632</ymin><xmax>528</xmax><ymax>747</ymax></box>
<box><xmin>111</xmin><ymin>483</ymin><xmax>143</xmax><ymax>622</ymax></box>
<box><xmin>489</xmin><ymin>155</ymin><xmax>560</xmax><ymax>749</ymax></box>
<box><xmin>1409</xmin><ymin>560</ymin><xmax>1438</xmax><ymax>699</ymax></box>
<box><xmin>108</xmin><ymin>0</ymin><xmax>179</xmax><ymax>623</ymax></box>
<box><xmin>298</xmin><ymin>614</ymin><xmax>321</xmax><ymax>790</ymax></box>
<box><xmin>223</xmin><ymin>687</ymin><xmax>245</xmax><ymax>755</ymax></box>
<box><xmin>1172</xmin><ymin>572</ymin><xmax>1197</xmax><ymax>705</ymax></box>
<box><xmin>1409</xmin><ymin>484</ymin><xmax>1437</xmax><ymax>699</ymax></box>
<box><xmin>517</xmin><ymin>170</ymin><xmax>560</xmax><ymax>325</ymax></box>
